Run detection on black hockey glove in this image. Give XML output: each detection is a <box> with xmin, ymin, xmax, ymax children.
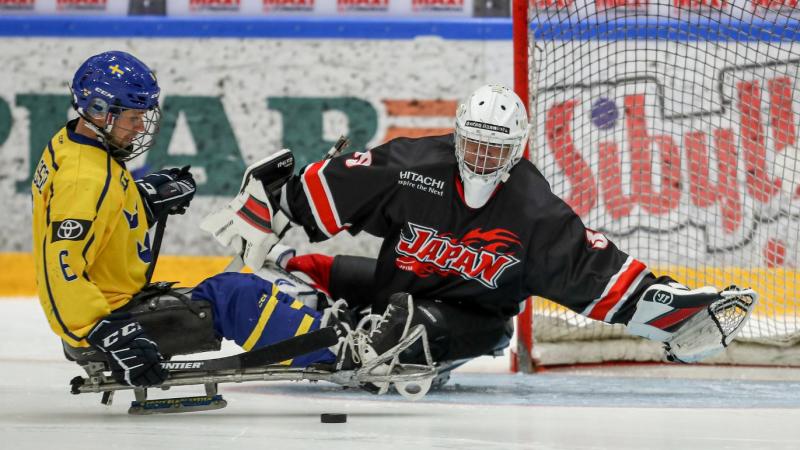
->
<box><xmin>86</xmin><ymin>314</ymin><xmax>168</xmax><ymax>387</ymax></box>
<box><xmin>136</xmin><ymin>166</ymin><xmax>197</xmax><ymax>226</ymax></box>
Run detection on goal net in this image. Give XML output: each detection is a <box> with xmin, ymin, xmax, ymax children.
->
<box><xmin>512</xmin><ymin>0</ymin><xmax>800</xmax><ymax>370</ymax></box>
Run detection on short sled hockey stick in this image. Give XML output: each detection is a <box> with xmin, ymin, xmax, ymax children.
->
<box><xmin>71</xmin><ymin>326</ymin><xmax>339</xmax><ymax>393</ymax></box>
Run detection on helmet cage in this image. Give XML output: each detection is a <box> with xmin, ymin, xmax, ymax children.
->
<box><xmin>75</xmin><ymin>94</ymin><xmax>161</xmax><ymax>162</ymax></box>
<box><xmin>454</xmin><ymin>124</ymin><xmax>525</xmax><ymax>183</ymax></box>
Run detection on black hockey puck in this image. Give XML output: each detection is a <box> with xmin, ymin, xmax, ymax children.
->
<box><xmin>320</xmin><ymin>413</ymin><xmax>347</xmax><ymax>423</ymax></box>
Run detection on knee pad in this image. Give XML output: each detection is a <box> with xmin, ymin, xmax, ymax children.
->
<box><xmin>123</xmin><ymin>282</ymin><xmax>221</xmax><ymax>357</ymax></box>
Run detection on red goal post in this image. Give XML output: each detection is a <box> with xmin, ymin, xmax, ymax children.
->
<box><xmin>511</xmin><ymin>0</ymin><xmax>800</xmax><ymax>372</ymax></box>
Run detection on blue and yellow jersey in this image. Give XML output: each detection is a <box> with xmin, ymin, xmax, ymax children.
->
<box><xmin>32</xmin><ymin>120</ymin><xmax>152</xmax><ymax>347</ymax></box>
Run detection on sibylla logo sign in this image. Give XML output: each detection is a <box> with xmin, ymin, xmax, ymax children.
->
<box><xmin>263</xmin><ymin>0</ymin><xmax>314</xmax><ymax>12</ymax></box>
<box><xmin>395</xmin><ymin>223</ymin><xmax>521</xmax><ymax>288</ymax></box>
<box><xmin>337</xmin><ymin>0</ymin><xmax>390</xmax><ymax>12</ymax></box>
<box><xmin>540</xmin><ymin>60</ymin><xmax>799</xmax><ymax>264</ymax></box>
<box><xmin>0</xmin><ymin>0</ymin><xmax>35</xmax><ymax>10</ymax></box>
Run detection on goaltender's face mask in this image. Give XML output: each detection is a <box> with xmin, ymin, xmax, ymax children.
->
<box><xmin>457</xmin><ymin>136</ymin><xmax>515</xmax><ymax>176</ymax></box>
<box><xmin>453</xmin><ymin>85</ymin><xmax>529</xmax><ymax>208</ymax></box>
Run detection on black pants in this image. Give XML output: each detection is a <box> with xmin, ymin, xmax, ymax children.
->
<box><xmin>403</xmin><ymin>298</ymin><xmax>513</xmax><ymax>364</ymax></box>
<box><xmin>330</xmin><ymin>255</ymin><xmax>512</xmax><ymax>365</ymax></box>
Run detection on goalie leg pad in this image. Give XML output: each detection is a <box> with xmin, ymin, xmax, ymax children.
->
<box><xmin>200</xmin><ymin>150</ymin><xmax>294</xmax><ymax>270</ymax></box>
<box><xmin>192</xmin><ymin>272</ymin><xmax>336</xmax><ymax>367</ymax></box>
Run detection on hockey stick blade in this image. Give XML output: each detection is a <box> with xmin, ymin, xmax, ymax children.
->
<box><xmin>160</xmin><ymin>326</ymin><xmax>339</xmax><ymax>372</ymax></box>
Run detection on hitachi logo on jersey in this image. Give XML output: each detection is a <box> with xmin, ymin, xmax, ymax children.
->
<box><xmin>395</xmin><ymin>223</ymin><xmax>520</xmax><ymax>288</ymax></box>
<box><xmin>399</xmin><ymin>171</ymin><xmax>445</xmax><ymax>190</ymax></box>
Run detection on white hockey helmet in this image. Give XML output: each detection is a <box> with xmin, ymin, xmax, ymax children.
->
<box><xmin>454</xmin><ymin>84</ymin><xmax>529</xmax><ymax>208</ymax></box>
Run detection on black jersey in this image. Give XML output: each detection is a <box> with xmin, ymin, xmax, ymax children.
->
<box><xmin>284</xmin><ymin>134</ymin><xmax>660</xmax><ymax>322</ymax></box>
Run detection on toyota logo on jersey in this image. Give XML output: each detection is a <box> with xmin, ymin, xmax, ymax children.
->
<box><xmin>52</xmin><ymin>219</ymin><xmax>92</xmax><ymax>242</ymax></box>
<box><xmin>395</xmin><ymin>222</ymin><xmax>521</xmax><ymax>288</ymax></box>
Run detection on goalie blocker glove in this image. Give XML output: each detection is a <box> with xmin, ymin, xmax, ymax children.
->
<box><xmin>201</xmin><ymin>150</ymin><xmax>294</xmax><ymax>270</ymax></box>
<box><xmin>86</xmin><ymin>313</ymin><xmax>168</xmax><ymax>387</ymax></box>
<box><xmin>136</xmin><ymin>166</ymin><xmax>197</xmax><ymax>226</ymax></box>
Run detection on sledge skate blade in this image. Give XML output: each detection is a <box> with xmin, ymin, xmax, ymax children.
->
<box><xmin>128</xmin><ymin>394</ymin><xmax>227</xmax><ymax>415</ymax></box>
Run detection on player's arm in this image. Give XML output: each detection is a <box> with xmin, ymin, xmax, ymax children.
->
<box><xmin>523</xmin><ymin>191</ymin><xmax>650</xmax><ymax>325</ymax></box>
<box><xmin>524</xmin><ymin>184</ymin><xmax>756</xmax><ymax>362</ymax></box>
<box><xmin>281</xmin><ymin>141</ymin><xmax>401</xmax><ymax>242</ymax></box>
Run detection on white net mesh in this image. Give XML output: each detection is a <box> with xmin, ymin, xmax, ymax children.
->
<box><xmin>525</xmin><ymin>1</ymin><xmax>800</xmax><ymax>365</ymax></box>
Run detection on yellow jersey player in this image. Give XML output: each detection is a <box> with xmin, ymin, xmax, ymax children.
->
<box><xmin>32</xmin><ymin>51</ymin><xmax>196</xmax><ymax>387</ymax></box>
<box><xmin>33</xmin><ymin>52</ymin><xmax>418</xmax><ymax>398</ymax></box>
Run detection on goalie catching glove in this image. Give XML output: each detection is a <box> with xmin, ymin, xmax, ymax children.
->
<box><xmin>201</xmin><ymin>150</ymin><xmax>294</xmax><ymax>270</ymax></box>
<box><xmin>626</xmin><ymin>283</ymin><xmax>758</xmax><ymax>363</ymax></box>
<box><xmin>86</xmin><ymin>314</ymin><xmax>168</xmax><ymax>387</ymax></box>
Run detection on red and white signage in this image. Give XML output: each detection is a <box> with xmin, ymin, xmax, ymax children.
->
<box><xmin>189</xmin><ymin>0</ymin><xmax>242</xmax><ymax>12</ymax></box>
<box><xmin>0</xmin><ymin>0</ymin><xmax>35</xmax><ymax>11</ymax></box>
<box><xmin>672</xmin><ymin>0</ymin><xmax>726</xmax><ymax>9</ymax></box>
<box><xmin>412</xmin><ymin>0</ymin><xmax>465</xmax><ymax>12</ymax></box>
<box><xmin>56</xmin><ymin>0</ymin><xmax>107</xmax><ymax>11</ymax></box>
<box><xmin>263</xmin><ymin>0</ymin><xmax>315</xmax><ymax>13</ymax></box>
<box><xmin>337</xmin><ymin>0</ymin><xmax>391</xmax><ymax>13</ymax></box>
<box><xmin>530</xmin><ymin>0</ymin><xmax>574</xmax><ymax>10</ymax></box>
<box><xmin>595</xmin><ymin>0</ymin><xmax>648</xmax><ymax>10</ymax></box>
<box><xmin>751</xmin><ymin>0</ymin><xmax>798</xmax><ymax>9</ymax></box>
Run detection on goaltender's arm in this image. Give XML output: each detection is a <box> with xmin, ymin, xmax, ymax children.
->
<box><xmin>32</xmin><ymin>150</ymin><xmax>114</xmax><ymax>348</ymax></box>
<box><xmin>281</xmin><ymin>139</ymin><xmax>407</xmax><ymax>242</ymax></box>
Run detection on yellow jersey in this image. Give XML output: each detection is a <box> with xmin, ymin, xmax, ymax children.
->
<box><xmin>32</xmin><ymin>120</ymin><xmax>151</xmax><ymax>347</ymax></box>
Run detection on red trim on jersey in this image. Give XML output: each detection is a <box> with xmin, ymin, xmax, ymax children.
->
<box><xmin>303</xmin><ymin>160</ymin><xmax>343</xmax><ymax>236</ymax></box>
<box><xmin>587</xmin><ymin>259</ymin><xmax>647</xmax><ymax>321</ymax></box>
<box><xmin>648</xmin><ymin>306</ymin><xmax>703</xmax><ymax>330</ymax></box>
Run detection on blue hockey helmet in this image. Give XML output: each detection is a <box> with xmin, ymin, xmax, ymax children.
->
<box><xmin>71</xmin><ymin>51</ymin><xmax>161</xmax><ymax>161</ymax></box>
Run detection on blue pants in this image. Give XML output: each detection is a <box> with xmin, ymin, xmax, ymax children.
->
<box><xmin>191</xmin><ymin>272</ymin><xmax>336</xmax><ymax>367</ymax></box>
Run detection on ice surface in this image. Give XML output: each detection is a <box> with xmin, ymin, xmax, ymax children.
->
<box><xmin>2</xmin><ymin>299</ymin><xmax>800</xmax><ymax>450</ymax></box>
